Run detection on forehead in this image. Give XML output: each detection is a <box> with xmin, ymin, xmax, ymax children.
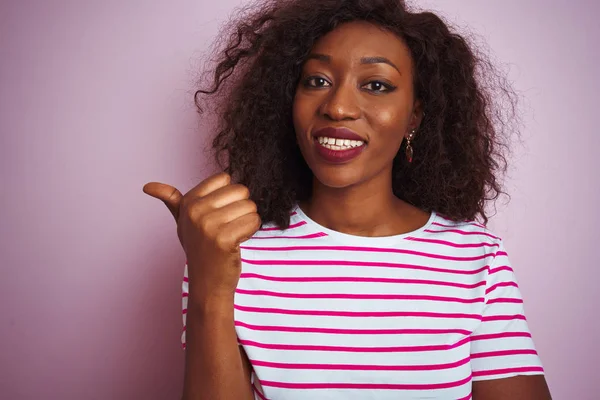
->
<box><xmin>308</xmin><ymin>20</ymin><xmax>412</xmax><ymax>67</ymax></box>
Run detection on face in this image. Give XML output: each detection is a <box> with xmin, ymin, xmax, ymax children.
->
<box><xmin>293</xmin><ymin>20</ymin><xmax>422</xmax><ymax>190</ymax></box>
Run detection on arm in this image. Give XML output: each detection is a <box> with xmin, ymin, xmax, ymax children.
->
<box><xmin>143</xmin><ymin>174</ymin><xmax>261</xmax><ymax>400</ymax></box>
<box><xmin>182</xmin><ymin>292</ymin><xmax>254</xmax><ymax>400</ymax></box>
<box><xmin>472</xmin><ymin>375</ymin><xmax>551</xmax><ymax>400</ymax></box>
<box><xmin>181</xmin><ymin>263</ymin><xmax>254</xmax><ymax>400</ymax></box>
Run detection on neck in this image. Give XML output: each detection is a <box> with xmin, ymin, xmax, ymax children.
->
<box><xmin>301</xmin><ymin>170</ymin><xmax>410</xmax><ymax>237</ymax></box>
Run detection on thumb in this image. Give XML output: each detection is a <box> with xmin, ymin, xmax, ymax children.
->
<box><xmin>143</xmin><ymin>182</ymin><xmax>183</xmax><ymax>221</ymax></box>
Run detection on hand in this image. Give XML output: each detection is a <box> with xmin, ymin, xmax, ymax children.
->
<box><xmin>143</xmin><ymin>172</ymin><xmax>261</xmax><ymax>303</ymax></box>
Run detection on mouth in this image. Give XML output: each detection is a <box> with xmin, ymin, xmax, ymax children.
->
<box><xmin>315</xmin><ymin>136</ymin><xmax>366</xmax><ymax>151</ymax></box>
<box><xmin>312</xmin><ymin>127</ymin><xmax>367</xmax><ymax>151</ymax></box>
<box><xmin>311</xmin><ymin>126</ymin><xmax>367</xmax><ymax>163</ymax></box>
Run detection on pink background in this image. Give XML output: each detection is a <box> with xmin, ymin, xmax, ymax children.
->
<box><xmin>1</xmin><ymin>0</ymin><xmax>598</xmax><ymax>398</ymax></box>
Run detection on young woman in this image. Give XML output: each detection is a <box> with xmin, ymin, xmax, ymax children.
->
<box><xmin>144</xmin><ymin>0</ymin><xmax>552</xmax><ymax>398</ymax></box>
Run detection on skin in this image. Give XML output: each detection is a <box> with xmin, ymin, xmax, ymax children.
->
<box><xmin>144</xmin><ymin>174</ymin><xmax>258</xmax><ymax>400</ymax></box>
<box><xmin>292</xmin><ymin>21</ymin><xmax>552</xmax><ymax>399</ymax></box>
<box><xmin>293</xmin><ymin>20</ymin><xmax>430</xmax><ymax>237</ymax></box>
<box><xmin>144</xmin><ymin>20</ymin><xmax>551</xmax><ymax>400</ymax></box>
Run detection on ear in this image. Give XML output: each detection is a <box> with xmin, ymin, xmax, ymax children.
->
<box><xmin>406</xmin><ymin>99</ymin><xmax>424</xmax><ymax>137</ymax></box>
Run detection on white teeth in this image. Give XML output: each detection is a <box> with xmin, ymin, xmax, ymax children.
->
<box><xmin>317</xmin><ymin>136</ymin><xmax>365</xmax><ymax>151</ymax></box>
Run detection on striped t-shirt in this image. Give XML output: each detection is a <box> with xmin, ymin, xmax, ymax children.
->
<box><xmin>182</xmin><ymin>205</ymin><xmax>544</xmax><ymax>399</ymax></box>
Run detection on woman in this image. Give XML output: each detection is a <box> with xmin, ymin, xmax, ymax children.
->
<box><xmin>144</xmin><ymin>0</ymin><xmax>552</xmax><ymax>398</ymax></box>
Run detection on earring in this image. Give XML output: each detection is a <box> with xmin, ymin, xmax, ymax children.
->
<box><xmin>405</xmin><ymin>129</ymin><xmax>415</xmax><ymax>163</ymax></box>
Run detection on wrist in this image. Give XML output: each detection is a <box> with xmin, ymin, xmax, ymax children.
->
<box><xmin>187</xmin><ymin>292</ymin><xmax>235</xmax><ymax>318</ymax></box>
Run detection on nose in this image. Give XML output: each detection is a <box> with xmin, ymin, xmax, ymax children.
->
<box><xmin>318</xmin><ymin>80</ymin><xmax>361</xmax><ymax>121</ymax></box>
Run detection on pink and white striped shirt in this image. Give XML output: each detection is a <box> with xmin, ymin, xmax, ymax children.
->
<box><xmin>182</xmin><ymin>205</ymin><xmax>544</xmax><ymax>399</ymax></box>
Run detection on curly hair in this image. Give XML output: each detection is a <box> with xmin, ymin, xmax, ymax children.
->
<box><xmin>194</xmin><ymin>0</ymin><xmax>518</xmax><ymax>228</ymax></box>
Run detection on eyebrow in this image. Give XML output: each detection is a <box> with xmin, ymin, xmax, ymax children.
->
<box><xmin>306</xmin><ymin>53</ymin><xmax>401</xmax><ymax>74</ymax></box>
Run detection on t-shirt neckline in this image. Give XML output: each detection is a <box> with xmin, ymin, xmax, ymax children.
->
<box><xmin>293</xmin><ymin>203</ymin><xmax>437</xmax><ymax>246</ymax></box>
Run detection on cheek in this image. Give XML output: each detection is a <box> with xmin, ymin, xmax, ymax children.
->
<box><xmin>373</xmin><ymin>108</ymin><xmax>396</xmax><ymax>126</ymax></box>
<box><xmin>292</xmin><ymin>93</ymin><xmax>315</xmax><ymax>140</ymax></box>
<box><xmin>292</xmin><ymin>96</ymin><xmax>310</xmax><ymax>150</ymax></box>
<box><xmin>292</xmin><ymin>95</ymin><xmax>306</xmax><ymax>130</ymax></box>
<box><xmin>369</xmin><ymin>107</ymin><xmax>406</xmax><ymax>147</ymax></box>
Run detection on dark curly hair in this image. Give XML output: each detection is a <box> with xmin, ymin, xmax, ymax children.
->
<box><xmin>194</xmin><ymin>0</ymin><xmax>518</xmax><ymax>229</ymax></box>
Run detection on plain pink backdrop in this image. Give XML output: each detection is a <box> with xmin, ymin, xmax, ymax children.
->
<box><xmin>1</xmin><ymin>0</ymin><xmax>598</xmax><ymax>398</ymax></box>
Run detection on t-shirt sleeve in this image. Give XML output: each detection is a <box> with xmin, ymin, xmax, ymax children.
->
<box><xmin>182</xmin><ymin>263</ymin><xmax>189</xmax><ymax>349</ymax></box>
<box><xmin>470</xmin><ymin>242</ymin><xmax>545</xmax><ymax>381</ymax></box>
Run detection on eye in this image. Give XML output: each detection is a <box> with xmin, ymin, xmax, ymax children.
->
<box><xmin>303</xmin><ymin>76</ymin><xmax>331</xmax><ymax>88</ymax></box>
<box><xmin>362</xmin><ymin>80</ymin><xmax>396</xmax><ymax>93</ymax></box>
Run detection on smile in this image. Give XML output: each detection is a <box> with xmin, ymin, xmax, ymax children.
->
<box><xmin>313</xmin><ymin>136</ymin><xmax>366</xmax><ymax>163</ymax></box>
<box><xmin>316</xmin><ymin>136</ymin><xmax>365</xmax><ymax>151</ymax></box>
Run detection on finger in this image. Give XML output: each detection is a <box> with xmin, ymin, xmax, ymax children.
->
<box><xmin>216</xmin><ymin>212</ymin><xmax>262</xmax><ymax>251</ymax></box>
<box><xmin>201</xmin><ymin>199</ymin><xmax>257</xmax><ymax>231</ymax></box>
<box><xmin>196</xmin><ymin>184</ymin><xmax>251</xmax><ymax>211</ymax></box>
<box><xmin>188</xmin><ymin>172</ymin><xmax>232</xmax><ymax>198</ymax></box>
<box><xmin>143</xmin><ymin>182</ymin><xmax>182</xmax><ymax>221</ymax></box>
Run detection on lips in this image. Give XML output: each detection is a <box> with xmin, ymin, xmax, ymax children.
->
<box><xmin>311</xmin><ymin>126</ymin><xmax>367</xmax><ymax>164</ymax></box>
<box><xmin>312</xmin><ymin>127</ymin><xmax>367</xmax><ymax>142</ymax></box>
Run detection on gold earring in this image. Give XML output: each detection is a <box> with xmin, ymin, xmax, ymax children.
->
<box><xmin>405</xmin><ymin>129</ymin><xmax>415</xmax><ymax>163</ymax></box>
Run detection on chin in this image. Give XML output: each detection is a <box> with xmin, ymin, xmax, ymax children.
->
<box><xmin>310</xmin><ymin>164</ymin><xmax>365</xmax><ymax>190</ymax></box>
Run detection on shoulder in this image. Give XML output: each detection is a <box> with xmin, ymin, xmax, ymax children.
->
<box><xmin>404</xmin><ymin>213</ymin><xmax>506</xmax><ymax>270</ymax></box>
<box><xmin>421</xmin><ymin>213</ymin><xmax>504</xmax><ymax>246</ymax></box>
